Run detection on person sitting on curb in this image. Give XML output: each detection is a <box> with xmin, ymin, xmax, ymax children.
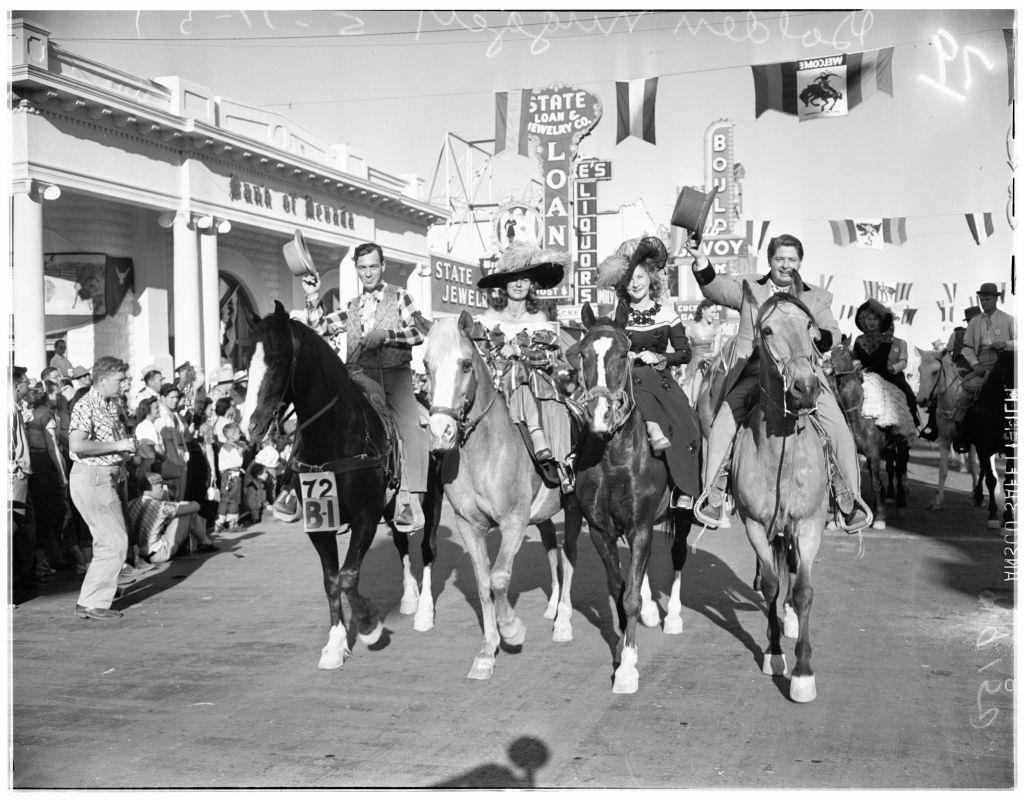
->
<box><xmin>128</xmin><ymin>472</ymin><xmax>216</xmax><ymax>563</ymax></box>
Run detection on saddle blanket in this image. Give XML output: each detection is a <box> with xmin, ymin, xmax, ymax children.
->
<box><xmin>861</xmin><ymin>372</ymin><xmax>918</xmax><ymax>439</ymax></box>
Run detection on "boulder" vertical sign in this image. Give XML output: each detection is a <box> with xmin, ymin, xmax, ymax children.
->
<box><xmin>526</xmin><ymin>84</ymin><xmax>602</xmax><ymax>300</ymax></box>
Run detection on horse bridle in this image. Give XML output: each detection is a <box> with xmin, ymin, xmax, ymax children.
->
<box><xmin>427</xmin><ymin>352</ymin><xmax>500</xmax><ymax>444</ymax></box>
<box><xmin>262</xmin><ymin>321</ymin><xmax>339</xmax><ymax>444</ymax></box>
<box><xmin>575</xmin><ymin>334</ymin><xmax>636</xmax><ymax>437</ymax></box>
<box><xmin>758</xmin><ymin>309</ymin><xmax>821</xmax><ymax>418</ymax></box>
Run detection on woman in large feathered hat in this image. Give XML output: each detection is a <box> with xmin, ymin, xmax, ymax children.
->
<box><xmin>596</xmin><ymin>235</ymin><xmax>701</xmax><ymax>508</ymax></box>
<box><xmin>852</xmin><ymin>297</ymin><xmax>920</xmax><ymax>427</ymax></box>
<box><xmin>474</xmin><ymin>241</ymin><xmax>574</xmax><ymax>490</ymax></box>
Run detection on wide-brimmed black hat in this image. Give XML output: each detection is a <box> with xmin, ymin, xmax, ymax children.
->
<box><xmin>977</xmin><ymin>282</ymin><xmax>1002</xmax><ymax>297</ymax></box>
<box><xmin>477</xmin><ymin>241</ymin><xmax>568</xmax><ymax>290</ymax></box>
<box><xmin>964</xmin><ymin>305</ymin><xmax>983</xmax><ymax>322</ymax></box>
<box><xmin>596</xmin><ymin>236</ymin><xmax>669</xmax><ymax>290</ymax></box>
<box><xmin>855</xmin><ymin>298</ymin><xmax>895</xmax><ymax>333</ymax></box>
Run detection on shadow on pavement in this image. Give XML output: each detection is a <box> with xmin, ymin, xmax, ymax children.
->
<box><xmin>430</xmin><ymin>735</ymin><xmax>549</xmax><ymax>788</ymax></box>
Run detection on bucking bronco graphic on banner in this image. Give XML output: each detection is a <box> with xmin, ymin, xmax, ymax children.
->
<box><xmin>797</xmin><ymin>56</ymin><xmax>849</xmax><ymax>120</ymax></box>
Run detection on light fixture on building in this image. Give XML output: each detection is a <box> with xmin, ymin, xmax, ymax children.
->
<box><xmin>33</xmin><ymin>181</ymin><xmax>61</xmax><ymax>201</ymax></box>
<box><xmin>157</xmin><ymin>212</ymin><xmax>176</xmax><ymax>229</ymax></box>
<box><xmin>216</xmin><ymin>220</ymin><xmax>231</xmax><ymax>235</ymax></box>
<box><xmin>195</xmin><ymin>215</ymin><xmax>214</xmax><ymax>230</ymax></box>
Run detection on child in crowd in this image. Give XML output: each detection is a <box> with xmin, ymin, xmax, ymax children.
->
<box><xmin>127</xmin><ymin>472</ymin><xmax>217</xmax><ymax>563</ymax></box>
<box><xmin>216</xmin><ymin>422</ymin><xmax>245</xmax><ymax>531</ymax></box>
<box><xmin>241</xmin><ymin>463</ymin><xmax>269</xmax><ymax>525</ymax></box>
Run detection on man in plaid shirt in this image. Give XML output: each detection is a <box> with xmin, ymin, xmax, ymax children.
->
<box><xmin>303</xmin><ymin>242</ymin><xmax>429</xmax><ymax>530</ymax></box>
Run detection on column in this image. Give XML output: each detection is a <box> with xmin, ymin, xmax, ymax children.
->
<box><xmin>199</xmin><ymin>227</ymin><xmax>222</xmax><ymax>380</ymax></box>
<box><xmin>172</xmin><ymin>213</ymin><xmax>202</xmax><ymax>368</ymax></box>
<box><xmin>12</xmin><ymin>185</ymin><xmax>47</xmax><ymax>375</ymax></box>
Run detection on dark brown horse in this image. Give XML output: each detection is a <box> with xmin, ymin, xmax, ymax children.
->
<box><xmin>825</xmin><ymin>341</ymin><xmax>910</xmax><ymax>529</ymax></box>
<box><xmin>571</xmin><ymin>303</ymin><xmax>694</xmax><ymax>694</ymax></box>
<box><xmin>962</xmin><ymin>349</ymin><xmax>1015</xmax><ymax>529</ymax></box>
<box><xmin>241</xmin><ymin>302</ymin><xmax>441</xmax><ymax>669</ymax></box>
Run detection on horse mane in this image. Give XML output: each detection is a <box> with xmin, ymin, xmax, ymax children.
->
<box><xmin>258</xmin><ymin>309</ymin><xmax>359</xmax><ymax>397</ymax></box>
<box><xmin>755</xmin><ymin>291</ymin><xmax>816</xmax><ymax>328</ymax></box>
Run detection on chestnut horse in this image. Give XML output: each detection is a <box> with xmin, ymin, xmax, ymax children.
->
<box><xmin>571</xmin><ymin>303</ymin><xmax>694</xmax><ymax>694</ymax></box>
<box><xmin>423</xmin><ymin>313</ymin><xmax>583</xmax><ymax>681</ymax></box>
<box><xmin>241</xmin><ymin>302</ymin><xmax>441</xmax><ymax>670</ymax></box>
<box><xmin>731</xmin><ymin>283</ymin><xmax>831</xmax><ymax>703</ymax></box>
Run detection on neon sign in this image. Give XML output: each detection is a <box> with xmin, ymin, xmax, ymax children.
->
<box><xmin>918</xmin><ymin>29</ymin><xmax>995</xmax><ymax>102</ymax></box>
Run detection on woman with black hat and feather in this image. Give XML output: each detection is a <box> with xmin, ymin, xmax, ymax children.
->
<box><xmin>852</xmin><ymin>298</ymin><xmax>920</xmax><ymax>427</ymax></box>
<box><xmin>475</xmin><ymin>241</ymin><xmax>575</xmax><ymax>491</ymax></box>
<box><xmin>597</xmin><ymin>235</ymin><xmax>701</xmax><ymax>508</ymax></box>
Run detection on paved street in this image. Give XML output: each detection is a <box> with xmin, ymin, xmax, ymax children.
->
<box><xmin>11</xmin><ymin>443</ymin><xmax>1014</xmax><ymax>789</ymax></box>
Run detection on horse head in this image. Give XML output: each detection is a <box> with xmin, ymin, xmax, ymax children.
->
<box><xmin>750</xmin><ymin>280</ymin><xmax>821</xmax><ymax>414</ymax></box>
<box><xmin>240</xmin><ymin>301</ymin><xmax>296</xmax><ymax>441</ymax></box>
<box><xmin>573</xmin><ymin>302</ymin><xmax>634</xmax><ymax>439</ymax></box>
<box><xmin>914</xmin><ymin>347</ymin><xmax>943</xmax><ymax>407</ymax></box>
<box><xmin>423</xmin><ymin>311</ymin><xmax>485</xmax><ymax>451</ymax></box>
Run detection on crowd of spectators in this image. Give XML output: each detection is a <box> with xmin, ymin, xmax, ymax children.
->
<box><xmin>9</xmin><ymin>340</ymin><xmax>288</xmax><ymax>619</ymax></box>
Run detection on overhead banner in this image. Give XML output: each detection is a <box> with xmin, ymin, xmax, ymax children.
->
<box><xmin>527</xmin><ymin>83</ymin><xmax>602</xmax><ymax>300</ymax></box>
<box><xmin>43</xmin><ymin>252</ymin><xmax>135</xmax><ymax>333</ymax></box>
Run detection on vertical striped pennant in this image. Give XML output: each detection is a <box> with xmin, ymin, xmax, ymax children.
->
<box><xmin>616</xmin><ymin>77</ymin><xmax>658</xmax><ymax>145</ymax></box>
<box><xmin>745</xmin><ymin>220</ymin><xmax>771</xmax><ymax>252</ymax></box>
<box><xmin>965</xmin><ymin>212</ymin><xmax>995</xmax><ymax>245</ymax></box>
<box><xmin>494</xmin><ymin>89</ymin><xmax>532</xmax><ymax>158</ymax></box>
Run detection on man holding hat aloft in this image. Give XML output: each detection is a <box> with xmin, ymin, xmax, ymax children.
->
<box><xmin>953</xmin><ymin>282</ymin><xmax>1016</xmax><ymax>430</ymax></box>
<box><xmin>302</xmin><ymin>241</ymin><xmax>429</xmax><ymax>529</ymax></box>
<box><xmin>689</xmin><ymin>233</ymin><xmax>870</xmax><ymax>533</ymax></box>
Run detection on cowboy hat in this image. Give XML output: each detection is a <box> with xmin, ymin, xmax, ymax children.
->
<box><xmin>977</xmin><ymin>282</ymin><xmax>1002</xmax><ymax>297</ymax></box>
<box><xmin>476</xmin><ymin>241</ymin><xmax>568</xmax><ymax>290</ymax></box>
<box><xmin>964</xmin><ymin>305</ymin><xmax>983</xmax><ymax>322</ymax></box>
<box><xmin>174</xmin><ymin>361</ymin><xmax>193</xmax><ymax>374</ymax></box>
<box><xmin>283</xmin><ymin>229</ymin><xmax>318</xmax><ymax>277</ymax></box>
<box><xmin>69</xmin><ymin>365</ymin><xmax>90</xmax><ymax>380</ymax></box>
<box><xmin>854</xmin><ymin>298</ymin><xmax>895</xmax><ymax>333</ymax></box>
<box><xmin>596</xmin><ymin>236</ymin><xmax>669</xmax><ymax>290</ymax></box>
<box><xmin>214</xmin><ymin>364</ymin><xmax>235</xmax><ymax>386</ymax></box>
<box><xmin>670</xmin><ymin>185</ymin><xmax>719</xmax><ymax>246</ymax></box>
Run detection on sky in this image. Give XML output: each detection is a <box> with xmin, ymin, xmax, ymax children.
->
<box><xmin>12</xmin><ymin>5</ymin><xmax>1020</xmax><ymax>348</ymax></box>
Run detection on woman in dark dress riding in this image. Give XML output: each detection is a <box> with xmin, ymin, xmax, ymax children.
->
<box><xmin>852</xmin><ymin>298</ymin><xmax>920</xmax><ymax>426</ymax></box>
<box><xmin>599</xmin><ymin>236</ymin><xmax>701</xmax><ymax>508</ymax></box>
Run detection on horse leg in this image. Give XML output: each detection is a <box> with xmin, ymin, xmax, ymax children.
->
<box><xmin>931</xmin><ymin>440</ymin><xmax>951</xmax><ymax>510</ymax></box>
<box><xmin>639</xmin><ymin>572</ymin><xmax>661</xmax><ymax>628</ymax></box>
<box><xmin>339</xmin><ymin>514</ymin><xmax>384</xmax><ymax>647</ymax></box>
<box><xmin>392</xmin><ymin>529</ymin><xmax>420</xmax><ymax>615</ymax></box>
<box><xmin>491</xmin><ymin>516</ymin><xmax>529</xmax><ymax>649</ymax></box>
<box><xmin>538</xmin><ymin>519</ymin><xmax>561</xmax><ymax>621</ymax></box>
<box><xmin>454</xmin><ymin>516</ymin><xmax>500</xmax><ymax>680</ymax></box>
<box><xmin>789</xmin><ymin>517</ymin><xmax>823</xmax><ymax>703</ymax></box>
<box><xmin>743</xmin><ymin>518</ymin><xmax>787</xmax><ymax>677</ymax></box>
<box><xmin>968</xmin><ymin>447</ymin><xmax>982</xmax><ymax>505</ymax></box>
<box><xmin>867</xmin><ymin>439</ymin><xmax>886</xmax><ymax>529</ymax></box>
<box><xmin>551</xmin><ymin>497</ymin><xmax>583</xmax><ymax>643</ymax></box>
<box><xmin>663</xmin><ymin>508</ymin><xmax>693</xmax><ymax>635</ymax></box>
<box><xmin>307</xmin><ymin>530</ymin><xmax>350</xmax><ymax>670</ymax></box>
<box><xmin>781</xmin><ymin>542</ymin><xmax>798</xmax><ymax>640</ymax></box>
<box><xmin>588</xmin><ymin>523</ymin><xmax>627</xmax><ymax>672</ymax></box>
<box><xmin>895</xmin><ymin>442</ymin><xmax>909</xmax><ymax>508</ymax></box>
<box><xmin>613</xmin><ymin>525</ymin><xmax>654</xmax><ymax>694</ymax></box>
<box><xmin>984</xmin><ymin>453</ymin><xmax>1002</xmax><ymax>529</ymax></box>
<box><xmin>414</xmin><ymin>462</ymin><xmax>444</xmax><ymax>632</ymax></box>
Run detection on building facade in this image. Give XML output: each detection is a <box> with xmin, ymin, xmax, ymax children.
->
<box><xmin>10</xmin><ymin>18</ymin><xmax>448</xmax><ymax>380</ymax></box>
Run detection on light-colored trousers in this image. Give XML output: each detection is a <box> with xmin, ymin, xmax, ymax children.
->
<box><xmin>704</xmin><ymin>369</ymin><xmax>860</xmax><ymax>494</ymax></box>
<box><xmin>71</xmin><ymin>463</ymin><xmax>128</xmax><ymax>609</ymax></box>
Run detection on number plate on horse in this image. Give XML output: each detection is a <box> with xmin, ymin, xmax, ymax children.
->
<box><xmin>299</xmin><ymin>471</ymin><xmax>341</xmax><ymax>533</ymax></box>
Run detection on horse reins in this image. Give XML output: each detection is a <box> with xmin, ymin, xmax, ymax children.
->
<box><xmin>575</xmin><ymin>337</ymin><xmax>636</xmax><ymax>437</ymax></box>
<box><xmin>428</xmin><ymin>355</ymin><xmax>503</xmax><ymax>444</ymax></box>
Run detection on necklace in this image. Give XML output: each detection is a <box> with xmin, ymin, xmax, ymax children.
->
<box><xmin>628</xmin><ymin>302</ymin><xmax>660</xmax><ymax>326</ymax></box>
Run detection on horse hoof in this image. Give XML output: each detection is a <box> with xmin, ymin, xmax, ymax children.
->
<box><xmin>612</xmin><ymin>668</ymin><xmax>639</xmax><ymax>694</ymax></box>
<box><xmin>928</xmin><ymin>501</ymin><xmax>942</xmax><ymax>511</ymax></box>
<box><xmin>542</xmin><ymin>603</ymin><xmax>558</xmax><ymax>621</ymax></box>
<box><xmin>500</xmin><ymin>618</ymin><xmax>526</xmax><ymax>647</ymax></box>
<box><xmin>662</xmin><ymin>615</ymin><xmax>683</xmax><ymax>635</ymax></box>
<box><xmin>358</xmin><ymin>621</ymin><xmax>383</xmax><ymax>646</ymax></box>
<box><xmin>318</xmin><ymin>646</ymin><xmax>347</xmax><ymax>670</ymax></box>
<box><xmin>790</xmin><ymin>674</ymin><xmax>817</xmax><ymax>703</ymax></box>
<box><xmin>552</xmin><ymin>621</ymin><xmax>573</xmax><ymax>643</ymax></box>
<box><xmin>762</xmin><ymin>653</ymin><xmax>788</xmax><ymax>676</ymax></box>
<box><xmin>871</xmin><ymin>519</ymin><xmax>886</xmax><ymax>530</ymax></box>
<box><xmin>412</xmin><ymin>611</ymin><xmax>434</xmax><ymax>632</ymax></box>
<box><xmin>640</xmin><ymin>604</ymin><xmax>661</xmax><ymax>628</ymax></box>
<box><xmin>467</xmin><ymin>657</ymin><xmax>495</xmax><ymax>681</ymax></box>
<box><xmin>782</xmin><ymin>605</ymin><xmax>799</xmax><ymax>639</ymax></box>
<box><xmin>987</xmin><ymin>518</ymin><xmax>1002</xmax><ymax>529</ymax></box>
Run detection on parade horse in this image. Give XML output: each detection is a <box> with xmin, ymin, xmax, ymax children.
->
<box><xmin>571</xmin><ymin>303</ymin><xmax>694</xmax><ymax>694</ymax></box>
<box><xmin>691</xmin><ymin>346</ymin><xmax>734</xmax><ymax>527</ymax></box>
<box><xmin>241</xmin><ymin>301</ymin><xmax>441</xmax><ymax>670</ymax></box>
<box><xmin>825</xmin><ymin>341</ymin><xmax>911</xmax><ymax>529</ymax></box>
<box><xmin>730</xmin><ymin>281</ymin><xmax>830</xmax><ymax>703</ymax></box>
<box><xmin>423</xmin><ymin>313</ymin><xmax>583</xmax><ymax>681</ymax></box>
<box><xmin>916</xmin><ymin>348</ymin><xmax>973</xmax><ymax>511</ymax></box>
<box><xmin>961</xmin><ymin>349</ymin><xmax>1015</xmax><ymax>529</ymax></box>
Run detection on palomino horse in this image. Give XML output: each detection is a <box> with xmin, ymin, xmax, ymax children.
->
<box><xmin>962</xmin><ymin>350</ymin><xmax>1015</xmax><ymax>529</ymax></box>
<box><xmin>572</xmin><ymin>303</ymin><xmax>694</xmax><ymax>694</ymax></box>
<box><xmin>423</xmin><ymin>313</ymin><xmax>583</xmax><ymax>681</ymax></box>
<box><xmin>915</xmin><ymin>349</ymin><xmax>969</xmax><ymax>510</ymax></box>
<box><xmin>241</xmin><ymin>302</ymin><xmax>441</xmax><ymax>669</ymax></box>
<box><xmin>826</xmin><ymin>342</ymin><xmax>911</xmax><ymax>529</ymax></box>
<box><xmin>731</xmin><ymin>282</ymin><xmax>831</xmax><ymax>703</ymax></box>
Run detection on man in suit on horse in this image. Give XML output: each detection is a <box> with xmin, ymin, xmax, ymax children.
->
<box><xmin>690</xmin><ymin>233</ymin><xmax>869</xmax><ymax>532</ymax></box>
<box><xmin>952</xmin><ymin>282</ymin><xmax>1016</xmax><ymax>451</ymax></box>
<box><xmin>301</xmin><ymin>241</ymin><xmax>430</xmax><ymax>530</ymax></box>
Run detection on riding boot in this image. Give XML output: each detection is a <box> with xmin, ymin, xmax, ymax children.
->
<box><xmin>529</xmin><ymin>426</ymin><xmax>554</xmax><ymax>462</ymax></box>
<box><xmin>555</xmin><ymin>459</ymin><xmax>576</xmax><ymax>494</ymax></box>
<box><xmin>645</xmin><ymin>421</ymin><xmax>671</xmax><ymax>453</ymax></box>
<box><xmin>830</xmin><ymin>462</ymin><xmax>872</xmax><ymax>533</ymax></box>
<box><xmin>694</xmin><ymin>457</ymin><xmax>731</xmax><ymax>528</ymax></box>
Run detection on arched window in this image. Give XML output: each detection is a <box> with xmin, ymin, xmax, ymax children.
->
<box><xmin>219</xmin><ymin>273</ymin><xmax>260</xmax><ymax>371</ymax></box>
